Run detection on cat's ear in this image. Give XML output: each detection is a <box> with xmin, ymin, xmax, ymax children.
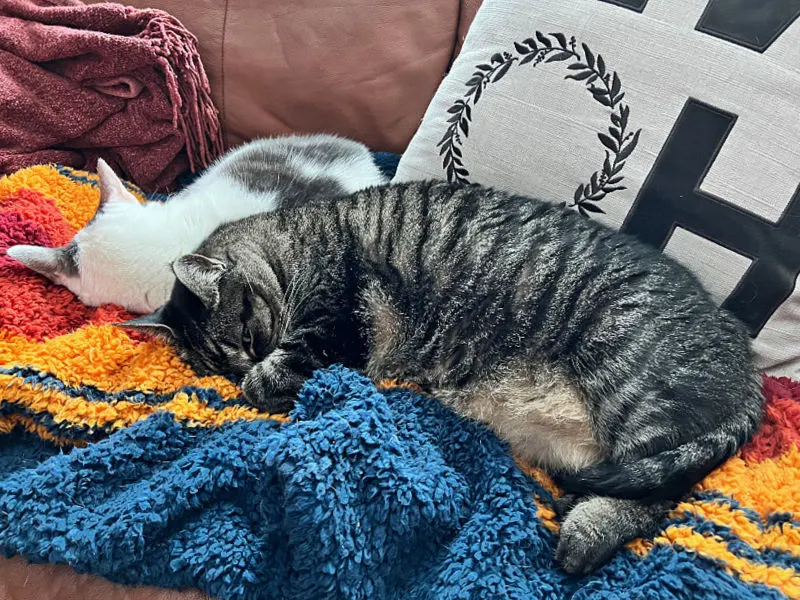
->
<box><xmin>115</xmin><ymin>307</ymin><xmax>175</xmax><ymax>342</ymax></box>
<box><xmin>5</xmin><ymin>244</ymin><xmax>78</xmax><ymax>282</ymax></box>
<box><xmin>172</xmin><ymin>254</ymin><xmax>226</xmax><ymax>311</ymax></box>
<box><xmin>96</xmin><ymin>159</ymin><xmax>140</xmax><ymax>210</ymax></box>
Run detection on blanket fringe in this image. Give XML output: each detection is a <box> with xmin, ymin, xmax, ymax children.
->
<box><xmin>136</xmin><ymin>10</ymin><xmax>224</xmax><ymax>172</ymax></box>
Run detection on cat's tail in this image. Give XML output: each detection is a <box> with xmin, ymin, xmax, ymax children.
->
<box><xmin>554</xmin><ymin>415</ymin><xmax>760</xmax><ymax>501</ymax></box>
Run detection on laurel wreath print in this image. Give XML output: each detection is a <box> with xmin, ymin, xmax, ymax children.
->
<box><xmin>437</xmin><ymin>32</ymin><xmax>642</xmax><ymax>217</ymax></box>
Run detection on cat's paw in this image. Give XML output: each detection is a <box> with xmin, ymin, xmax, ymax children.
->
<box><xmin>241</xmin><ymin>366</ymin><xmax>297</xmax><ymax>414</ymax></box>
<box><xmin>555</xmin><ymin>496</ymin><xmax>668</xmax><ymax>576</ymax></box>
<box><xmin>555</xmin><ymin>499</ymin><xmax>619</xmax><ymax>575</ymax></box>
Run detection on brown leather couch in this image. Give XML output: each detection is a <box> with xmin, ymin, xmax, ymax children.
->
<box><xmin>0</xmin><ymin>0</ymin><xmax>481</xmax><ymax>598</ymax></box>
<box><xmin>89</xmin><ymin>0</ymin><xmax>482</xmax><ymax>153</ymax></box>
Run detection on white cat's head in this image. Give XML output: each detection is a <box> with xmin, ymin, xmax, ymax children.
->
<box><xmin>6</xmin><ymin>160</ymin><xmax>171</xmax><ymax>314</ymax></box>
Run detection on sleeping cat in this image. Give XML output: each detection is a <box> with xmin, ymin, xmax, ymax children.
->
<box><xmin>123</xmin><ymin>180</ymin><xmax>764</xmax><ymax>575</ymax></box>
<box><xmin>5</xmin><ymin>134</ymin><xmax>386</xmax><ymax>313</ymax></box>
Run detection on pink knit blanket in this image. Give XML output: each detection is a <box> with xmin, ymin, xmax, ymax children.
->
<box><xmin>0</xmin><ymin>0</ymin><xmax>223</xmax><ymax>191</ymax></box>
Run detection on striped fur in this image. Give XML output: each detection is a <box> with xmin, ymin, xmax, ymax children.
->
<box><xmin>134</xmin><ymin>180</ymin><xmax>765</xmax><ymax>574</ymax></box>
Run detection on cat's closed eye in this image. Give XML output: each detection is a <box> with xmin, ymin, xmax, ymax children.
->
<box><xmin>242</xmin><ymin>324</ymin><xmax>258</xmax><ymax>361</ymax></box>
<box><xmin>241</xmin><ymin>311</ymin><xmax>275</xmax><ymax>362</ymax></box>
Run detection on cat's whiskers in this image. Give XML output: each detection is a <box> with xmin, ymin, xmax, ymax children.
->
<box><xmin>279</xmin><ymin>270</ymin><xmax>313</xmax><ymax>342</ymax></box>
<box><xmin>278</xmin><ymin>271</ymin><xmax>303</xmax><ymax>342</ymax></box>
<box><xmin>283</xmin><ymin>288</ymin><xmax>315</xmax><ymax>341</ymax></box>
<box><xmin>242</xmin><ymin>270</ymin><xmax>255</xmax><ymax>297</ymax></box>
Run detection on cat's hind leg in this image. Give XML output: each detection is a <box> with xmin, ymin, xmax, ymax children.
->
<box><xmin>555</xmin><ymin>496</ymin><xmax>671</xmax><ymax>575</ymax></box>
<box><xmin>418</xmin><ymin>365</ymin><xmax>668</xmax><ymax>574</ymax></box>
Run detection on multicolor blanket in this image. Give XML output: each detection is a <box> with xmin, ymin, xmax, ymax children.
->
<box><xmin>0</xmin><ymin>165</ymin><xmax>799</xmax><ymax>599</ymax></box>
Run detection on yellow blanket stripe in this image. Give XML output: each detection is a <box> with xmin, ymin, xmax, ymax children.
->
<box><xmin>658</xmin><ymin>527</ymin><xmax>800</xmax><ymax>598</ymax></box>
<box><xmin>0</xmin><ymin>377</ymin><xmax>286</xmax><ymax>431</ymax></box>
<box><xmin>0</xmin><ymin>164</ymin><xmax>100</xmax><ymax>230</ymax></box>
<box><xmin>0</xmin><ymin>414</ymin><xmax>87</xmax><ymax>447</ymax></box>
<box><xmin>624</xmin><ymin>447</ymin><xmax>800</xmax><ymax>595</ymax></box>
<box><xmin>515</xmin><ymin>461</ymin><xmax>561</xmax><ymax>498</ymax></box>
<box><xmin>698</xmin><ymin>447</ymin><xmax>800</xmax><ymax>518</ymax></box>
<box><xmin>0</xmin><ymin>326</ymin><xmax>240</xmax><ymax>398</ymax></box>
<box><xmin>680</xmin><ymin>500</ymin><xmax>800</xmax><ymax>559</ymax></box>
<box><xmin>0</xmin><ymin>164</ymin><xmax>146</xmax><ymax>229</ymax></box>
<box><xmin>535</xmin><ymin>497</ymin><xmax>559</xmax><ymax>535</ymax></box>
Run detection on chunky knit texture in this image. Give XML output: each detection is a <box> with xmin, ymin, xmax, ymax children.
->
<box><xmin>0</xmin><ymin>165</ymin><xmax>798</xmax><ymax>599</ymax></box>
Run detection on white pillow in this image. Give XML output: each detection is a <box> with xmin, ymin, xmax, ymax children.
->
<box><xmin>394</xmin><ymin>0</ymin><xmax>800</xmax><ymax>377</ymax></box>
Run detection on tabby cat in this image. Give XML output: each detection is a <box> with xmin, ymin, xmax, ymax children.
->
<box><xmin>124</xmin><ymin>180</ymin><xmax>764</xmax><ymax>574</ymax></box>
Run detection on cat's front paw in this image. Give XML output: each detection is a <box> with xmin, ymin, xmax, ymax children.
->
<box><xmin>241</xmin><ymin>365</ymin><xmax>297</xmax><ymax>414</ymax></box>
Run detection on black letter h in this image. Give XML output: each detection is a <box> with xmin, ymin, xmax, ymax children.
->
<box><xmin>621</xmin><ymin>99</ymin><xmax>800</xmax><ymax>336</ymax></box>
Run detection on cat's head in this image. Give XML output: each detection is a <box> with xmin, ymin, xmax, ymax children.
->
<box><xmin>121</xmin><ymin>252</ymin><xmax>287</xmax><ymax>380</ymax></box>
<box><xmin>5</xmin><ymin>160</ymin><xmax>171</xmax><ymax>313</ymax></box>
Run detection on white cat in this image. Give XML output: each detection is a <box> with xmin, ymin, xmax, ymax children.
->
<box><xmin>6</xmin><ymin>134</ymin><xmax>387</xmax><ymax>313</ymax></box>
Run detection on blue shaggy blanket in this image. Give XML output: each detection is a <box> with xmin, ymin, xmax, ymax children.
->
<box><xmin>0</xmin><ymin>366</ymin><xmax>785</xmax><ymax>599</ymax></box>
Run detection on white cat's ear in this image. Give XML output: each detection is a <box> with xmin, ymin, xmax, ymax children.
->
<box><xmin>6</xmin><ymin>244</ymin><xmax>78</xmax><ymax>282</ymax></box>
<box><xmin>172</xmin><ymin>253</ymin><xmax>227</xmax><ymax>311</ymax></box>
<box><xmin>96</xmin><ymin>159</ymin><xmax>140</xmax><ymax>209</ymax></box>
<box><xmin>116</xmin><ymin>307</ymin><xmax>175</xmax><ymax>342</ymax></box>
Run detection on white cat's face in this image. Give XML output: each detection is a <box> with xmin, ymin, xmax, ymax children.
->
<box><xmin>5</xmin><ymin>159</ymin><xmax>170</xmax><ymax>314</ymax></box>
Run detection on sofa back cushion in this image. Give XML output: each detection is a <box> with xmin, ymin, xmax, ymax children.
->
<box><xmin>91</xmin><ymin>0</ymin><xmax>482</xmax><ymax>153</ymax></box>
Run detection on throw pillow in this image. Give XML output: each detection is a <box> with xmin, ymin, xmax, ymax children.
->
<box><xmin>393</xmin><ymin>0</ymin><xmax>800</xmax><ymax>377</ymax></box>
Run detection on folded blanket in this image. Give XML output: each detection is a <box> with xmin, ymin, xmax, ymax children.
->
<box><xmin>0</xmin><ymin>165</ymin><xmax>799</xmax><ymax>599</ymax></box>
<box><xmin>0</xmin><ymin>0</ymin><xmax>223</xmax><ymax>192</ymax></box>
